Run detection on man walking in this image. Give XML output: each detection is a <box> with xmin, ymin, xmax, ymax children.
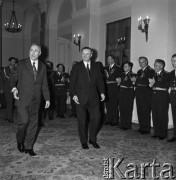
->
<box><xmin>70</xmin><ymin>47</ymin><xmax>105</xmax><ymax>149</ymax></box>
<box><xmin>10</xmin><ymin>43</ymin><xmax>50</xmax><ymax>156</ymax></box>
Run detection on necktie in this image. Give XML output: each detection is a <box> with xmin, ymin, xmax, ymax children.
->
<box><xmin>86</xmin><ymin>63</ymin><xmax>90</xmax><ymax>81</ymax></box>
<box><xmin>32</xmin><ymin>62</ymin><xmax>37</xmax><ymax>80</ymax></box>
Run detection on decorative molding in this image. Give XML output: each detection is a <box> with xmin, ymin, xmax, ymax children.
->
<box><xmin>100</xmin><ymin>0</ymin><xmax>132</xmax><ymax>15</ymax></box>
<box><xmin>58</xmin><ymin>19</ymin><xmax>72</xmax><ymax>29</ymax></box>
<box><xmin>71</xmin><ymin>8</ymin><xmax>89</xmax><ymax>19</ymax></box>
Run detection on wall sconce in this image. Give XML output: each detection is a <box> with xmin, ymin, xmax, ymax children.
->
<box><xmin>138</xmin><ymin>16</ymin><xmax>150</xmax><ymax>41</ymax></box>
<box><xmin>117</xmin><ymin>37</ymin><xmax>126</xmax><ymax>45</ymax></box>
<box><xmin>73</xmin><ymin>34</ymin><xmax>81</xmax><ymax>51</ymax></box>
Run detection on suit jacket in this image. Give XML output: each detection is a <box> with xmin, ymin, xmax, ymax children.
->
<box><xmin>10</xmin><ymin>58</ymin><xmax>50</xmax><ymax>107</ymax></box>
<box><xmin>170</xmin><ymin>70</ymin><xmax>176</xmax><ymax>105</ymax></box>
<box><xmin>70</xmin><ymin>60</ymin><xmax>104</xmax><ymax>105</ymax></box>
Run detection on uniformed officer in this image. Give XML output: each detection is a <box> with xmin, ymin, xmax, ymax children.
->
<box><xmin>150</xmin><ymin>59</ymin><xmax>170</xmax><ymax>140</ymax></box>
<box><xmin>135</xmin><ymin>57</ymin><xmax>155</xmax><ymax>134</ymax></box>
<box><xmin>104</xmin><ymin>55</ymin><xmax>121</xmax><ymax>126</ymax></box>
<box><xmin>168</xmin><ymin>54</ymin><xmax>176</xmax><ymax>142</ymax></box>
<box><xmin>0</xmin><ymin>57</ymin><xmax>18</xmax><ymax>123</ymax></box>
<box><xmin>117</xmin><ymin>61</ymin><xmax>136</xmax><ymax>130</ymax></box>
<box><xmin>44</xmin><ymin>61</ymin><xmax>55</xmax><ymax>120</ymax></box>
<box><xmin>52</xmin><ymin>64</ymin><xmax>69</xmax><ymax>118</ymax></box>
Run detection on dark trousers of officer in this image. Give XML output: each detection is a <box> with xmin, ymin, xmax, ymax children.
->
<box><xmin>17</xmin><ymin>102</ymin><xmax>39</xmax><ymax>149</ymax></box>
<box><xmin>56</xmin><ymin>94</ymin><xmax>67</xmax><ymax>116</ymax></box>
<box><xmin>119</xmin><ymin>88</ymin><xmax>134</xmax><ymax>129</ymax></box>
<box><xmin>106</xmin><ymin>84</ymin><xmax>119</xmax><ymax>124</ymax></box>
<box><xmin>71</xmin><ymin>97</ymin><xmax>77</xmax><ymax>116</ymax></box>
<box><xmin>4</xmin><ymin>89</ymin><xmax>14</xmax><ymax>120</ymax></box>
<box><xmin>76</xmin><ymin>95</ymin><xmax>100</xmax><ymax>144</ymax></box>
<box><xmin>171</xmin><ymin>103</ymin><xmax>176</xmax><ymax>138</ymax></box>
<box><xmin>151</xmin><ymin>91</ymin><xmax>169</xmax><ymax>138</ymax></box>
<box><xmin>135</xmin><ymin>87</ymin><xmax>152</xmax><ymax>132</ymax></box>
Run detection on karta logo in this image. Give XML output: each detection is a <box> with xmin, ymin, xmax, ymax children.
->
<box><xmin>103</xmin><ymin>158</ymin><xmax>175</xmax><ymax>179</ymax></box>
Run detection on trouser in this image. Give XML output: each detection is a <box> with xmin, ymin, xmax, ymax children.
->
<box><xmin>135</xmin><ymin>87</ymin><xmax>152</xmax><ymax>132</ymax></box>
<box><xmin>151</xmin><ymin>91</ymin><xmax>169</xmax><ymax>138</ymax></box>
<box><xmin>5</xmin><ymin>91</ymin><xmax>14</xmax><ymax>120</ymax></box>
<box><xmin>16</xmin><ymin>103</ymin><xmax>39</xmax><ymax>149</ymax></box>
<box><xmin>56</xmin><ymin>94</ymin><xmax>67</xmax><ymax>116</ymax></box>
<box><xmin>171</xmin><ymin>103</ymin><xmax>176</xmax><ymax>138</ymax></box>
<box><xmin>106</xmin><ymin>84</ymin><xmax>119</xmax><ymax>124</ymax></box>
<box><xmin>76</xmin><ymin>97</ymin><xmax>100</xmax><ymax>144</ymax></box>
<box><xmin>119</xmin><ymin>88</ymin><xmax>134</xmax><ymax>129</ymax></box>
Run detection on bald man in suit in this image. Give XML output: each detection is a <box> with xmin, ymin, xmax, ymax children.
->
<box><xmin>10</xmin><ymin>43</ymin><xmax>50</xmax><ymax>156</ymax></box>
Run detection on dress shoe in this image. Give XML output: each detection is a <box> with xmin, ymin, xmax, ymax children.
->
<box><xmin>59</xmin><ymin>115</ymin><xmax>65</xmax><ymax>118</ymax></box>
<box><xmin>104</xmin><ymin>122</ymin><xmax>111</xmax><ymax>125</ymax></box>
<box><xmin>17</xmin><ymin>143</ymin><xmax>25</xmax><ymax>153</ymax></box>
<box><xmin>110</xmin><ymin>123</ymin><xmax>118</xmax><ymax>126</ymax></box>
<box><xmin>82</xmin><ymin>143</ymin><xmax>89</xmax><ymax>149</ymax></box>
<box><xmin>141</xmin><ymin>131</ymin><xmax>150</xmax><ymax>135</ymax></box>
<box><xmin>167</xmin><ymin>138</ymin><xmax>176</xmax><ymax>142</ymax></box>
<box><xmin>152</xmin><ymin>135</ymin><xmax>159</xmax><ymax>138</ymax></box>
<box><xmin>6</xmin><ymin>119</ymin><xmax>13</xmax><ymax>123</ymax></box>
<box><xmin>89</xmin><ymin>140</ymin><xmax>100</xmax><ymax>149</ymax></box>
<box><xmin>159</xmin><ymin>137</ymin><xmax>165</xmax><ymax>140</ymax></box>
<box><xmin>24</xmin><ymin>149</ymin><xmax>37</xmax><ymax>156</ymax></box>
<box><xmin>49</xmin><ymin>117</ymin><xmax>54</xmax><ymax>120</ymax></box>
<box><xmin>120</xmin><ymin>127</ymin><xmax>130</xmax><ymax>130</ymax></box>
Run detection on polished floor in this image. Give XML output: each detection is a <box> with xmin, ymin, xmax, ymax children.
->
<box><xmin>0</xmin><ymin>108</ymin><xmax>176</xmax><ymax>180</ymax></box>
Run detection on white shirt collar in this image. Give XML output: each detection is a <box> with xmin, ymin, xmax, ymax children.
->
<box><xmin>110</xmin><ymin>63</ymin><xmax>115</xmax><ymax>68</ymax></box>
<box><xmin>83</xmin><ymin>61</ymin><xmax>91</xmax><ymax>68</ymax></box>
<box><xmin>142</xmin><ymin>65</ymin><xmax>148</xmax><ymax>71</ymax></box>
<box><xmin>157</xmin><ymin>70</ymin><xmax>162</xmax><ymax>75</ymax></box>
<box><xmin>30</xmin><ymin>59</ymin><xmax>38</xmax><ymax>69</ymax></box>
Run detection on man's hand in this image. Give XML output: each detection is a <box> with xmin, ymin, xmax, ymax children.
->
<box><xmin>0</xmin><ymin>90</ymin><xmax>3</xmax><ymax>94</ymax></box>
<box><xmin>100</xmin><ymin>93</ymin><xmax>105</xmax><ymax>101</ymax></box>
<box><xmin>149</xmin><ymin>77</ymin><xmax>155</xmax><ymax>87</ymax></box>
<box><xmin>73</xmin><ymin>95</ymin><xmax>80</xmax><ymax>104</ymax></box>
<box><xmin>13</xmin><ymin>89</ymin><xmax>19</xmax><ymax>100</ymax></box>
<box><xmin>45</xmin><ymin>101</ymin><xmax>50</xmax><ymax>109</ymax></box>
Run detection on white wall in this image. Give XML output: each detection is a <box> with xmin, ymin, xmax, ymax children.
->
<box><xmin>72</xmin><ymin>9</ymin><xmax>90</xmax><ymax>62</ymax></box>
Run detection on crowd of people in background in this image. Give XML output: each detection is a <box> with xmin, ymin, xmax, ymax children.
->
<box><xmin>0</xmin><ymin>45</ymin><xmax>176</xmax><ymax>155</ymax></box>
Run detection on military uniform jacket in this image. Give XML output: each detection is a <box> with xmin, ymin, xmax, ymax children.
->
<box><xmin>120</xmin><ymin>71</ymin><xmax>137</xmax><ymax>87</ymax></box>
<box><xmin>136</xmin><ymin>66</ymin><xmax>155</xmax><ymax>86</ymax></box>
<box><xmin>169</xmin><ymin>70</ymin><xmax>176</xmax><ymax>104</ymax></box>
<box><xmin>1</xmin><ymin>66</ymin><xmax>16</xmax><ymax>91</ymax></box>
<box><xmin>52</xmin><ymin>71</ymin><xmax>69</xmax><ymax>96</ymax></box>
<box><xmin>104</xmin><ymin>64</ymin><xmax>121</xmax><ymax>84</ymax></box>
<box><xmin>153</xmin><ymin>70</ymin><xmax>170</xmax><ymax>89</ymax></box>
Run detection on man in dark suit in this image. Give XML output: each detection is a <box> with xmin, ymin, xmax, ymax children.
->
<box><xmin>0</xmin><ymin>57</ymin><xmax>18</xmax><ymax>123</ymax></box>
<box><xmin>168</xmin><ymin>54</ymin><xmax>176</xmax><ymax>142</ymax></box>
<box><xmin>135</xmin><ymin>57</ymin><xmax>155</xmax><ymax>134</ymax></box>
<box><xmin>70</xmin><ymin>47</ymin><xmax>105</xmax><ymax>149</ymax></box>
<box><xmin>10</xmin><ymin>43</ymin><xmax>50</xmax><ymax>156</ymax></box>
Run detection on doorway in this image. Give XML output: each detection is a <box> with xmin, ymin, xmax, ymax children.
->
<box><xmin>105</xmin><ymin>17</ymin><xmax>131</xmax><ymax>66</ymax></box>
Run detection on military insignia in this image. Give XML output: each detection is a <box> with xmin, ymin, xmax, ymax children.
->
<box><xmin>124</xmin><ymin>75</ymin><xmax>128</xmax><ymax>81</ymax></box>
<box><xmin>110</xmin><ymin>68</ymin><xmax>115</xmax><ymax>74</ymax></box>
<box><xmin>104</xmin><ymin>69</ymin><xmax>109</xmax><ymax>78</ymax></box>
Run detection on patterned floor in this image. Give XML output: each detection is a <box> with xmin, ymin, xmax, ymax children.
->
<box><xmin>0</xmin><ymin>108</ymin><xmax>176</xmax><ymax>180</ymax></box>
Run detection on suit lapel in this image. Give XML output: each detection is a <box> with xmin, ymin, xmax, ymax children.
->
<box><xmin>36</xmin><ymin>61</ymin><xmax>42</xmax><ymax>81</ymax></box>
<box><xmin>81</xmin><ymin>60</ymin><xmax>90</xmax><ymax>82</ymax></box>
<box><xmin>25</xmin><ymin>58</ymin><xmax>35</xmax><ymax>80</ymax></box>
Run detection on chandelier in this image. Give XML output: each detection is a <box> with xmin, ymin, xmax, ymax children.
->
<box><xmin>4</xmin><ymin>0</ymin><xmax>22</xmax><ymax>33</ymax></box>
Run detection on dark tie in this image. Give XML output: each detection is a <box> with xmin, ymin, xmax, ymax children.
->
<box><xmin>32</xmin><ymin>62</ymin><xmax>37</xmax><ymax>80</ymax></box>
<box><xmin>86</xmin><ymin>63</ymin><xmax>90</xmax><ymax>81</ymax></box>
